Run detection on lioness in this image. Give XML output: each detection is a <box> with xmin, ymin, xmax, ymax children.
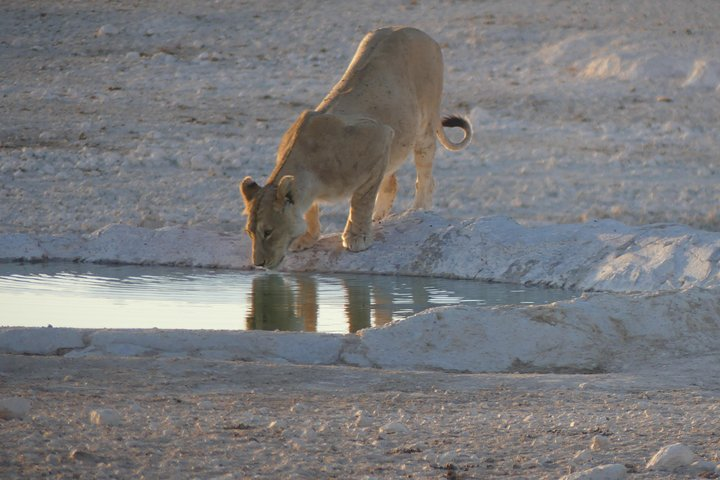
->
<box><xmin>240</xmin><ymin>26</ymin><xmax>472</xmax><ymax>268</ymax></box>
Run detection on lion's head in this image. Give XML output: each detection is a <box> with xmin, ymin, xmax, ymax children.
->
<box><xmin>240</xmin><ymin>175</ymin><xmax>305</xmax><ymax>269</ymax></box>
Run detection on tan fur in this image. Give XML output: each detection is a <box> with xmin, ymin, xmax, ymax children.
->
<box><xmin>240</xmin><ymin>27</ymin><xmax>472</xmax><ymax>268</ymax></box>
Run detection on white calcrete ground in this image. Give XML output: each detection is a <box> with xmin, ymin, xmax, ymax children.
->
<box><xmin>3</xmin><ymin>211</ymin><xmax>719</xmax><ymax>292</ymax></box>
<box><xmin>2</xmin><ymin>211</ymin><xmax>719</xmax><ymax>373</ymax></box>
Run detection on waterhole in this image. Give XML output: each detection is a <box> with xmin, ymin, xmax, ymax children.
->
<box><xmin>1</xmin><ymin>262</ymin><xmax>577</xmax><ymax>333</ymax></box>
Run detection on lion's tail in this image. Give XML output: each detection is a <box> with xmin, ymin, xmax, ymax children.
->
<box><xmin>436</xmin><ymin>115</ymin><xmax>472</xmax><ymax>151</ymax></box>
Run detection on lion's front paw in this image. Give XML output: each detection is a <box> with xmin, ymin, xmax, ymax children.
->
<box><xmin>289</xmin><ymin>232</ymin><xmax>319</xmax><ymax>252</ymax></box>
<box><xmin>342</xmin><ymin>231</ymin><xmax>373</xmax><ymax>252</ymax></box>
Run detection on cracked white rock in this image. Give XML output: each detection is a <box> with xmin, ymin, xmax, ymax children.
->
<box><xmin>645</xmin><ymin>443</ymin><xmax>694</xmax><ymax>471</ymax></box>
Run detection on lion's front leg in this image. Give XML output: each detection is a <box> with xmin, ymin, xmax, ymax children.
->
<box><xmin>372</xmin><ymin>173</ymin><xmax>397</xmax><ymax>222</ymax></box>
<box><xmin>342</xmin><ymin>119</ymin><xmax>393</xmax><ymax>251</ymax></box>
<box><xmin>343</xmin><ymin>179</ymin><xmax>382</xmax><ymax>252</ymax></box>
<box><xmin>289</xmin><ymin>203</ymin><xmax>321</xmax><ymax>252</ymax></box>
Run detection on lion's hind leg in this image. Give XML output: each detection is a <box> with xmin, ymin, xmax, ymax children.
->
<box><xmin>411</xmin><ymin>129</ymin><xmax>437</xmax><ymax>210</ymax></box>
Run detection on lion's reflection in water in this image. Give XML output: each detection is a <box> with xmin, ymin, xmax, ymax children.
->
<box><xmin>245</xmin><ymin>272</ymin><xmax>577</xmax><ymax>333</ymax></box>
<box><xmin>245</xmin><ymin>273</ymin><xmax>431</xmax><ymax>333</ymax></box>
<box><xmin>245</xmin><ymin>274</ymin><xmax>314</xmax><ymax>332</ymax></box>
<box><xmin>343</xmin><ymin>277</ymin><xmax>431</xmax><ymax>333</ymax></box>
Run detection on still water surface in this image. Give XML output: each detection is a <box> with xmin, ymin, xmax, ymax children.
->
<box><xmin>0</xmin><ymin>262</ymin><xmax>577</xmax><ymax>333</ymax></box>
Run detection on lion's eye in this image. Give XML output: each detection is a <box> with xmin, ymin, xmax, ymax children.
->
<box><xmin>263</xmin><ymin>229</ymin><xmax>273</xmax><ymax>239</ymax></box>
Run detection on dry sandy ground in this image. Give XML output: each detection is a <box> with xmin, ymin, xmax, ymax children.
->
<box><xmin>2</xmin><ymin>354</ymin><xmax>720</xmax><ymax>479</ymax></box>
<box><xmin>2</xmin><ymin>0</ymin><xmax>719</xmax><ymax>234</ymax></box>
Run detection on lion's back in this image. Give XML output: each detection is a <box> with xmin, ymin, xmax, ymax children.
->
<box><xmin>318</xmin><ymin>27</ymin><xmax>444</xmax><ymax>120</ymax></box>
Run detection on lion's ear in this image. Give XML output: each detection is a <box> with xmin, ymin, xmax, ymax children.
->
<box><xmin>240</xmin><ymin>177</ymin><xmax>261</xmax><ymax>206</ymax></box>
<box><xmin>276</xmin><ymin>175</ymin><xmax>296</xmax><ymax>208</ymax></box>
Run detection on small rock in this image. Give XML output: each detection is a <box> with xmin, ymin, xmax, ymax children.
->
<box><xmin>88</xmin><ymin>408</ymin><xmax>122</xmax><ymax>426</ymax></box>
<box><xmin>97</xmin><ymin>24</ymin><xmax>120</xmax><ymax>36</ymax></box>
<box><xmin>354</xmin><ymin>409</ymin><xmax>373</xmax><ymax>428</ymax></box>
<box><xmin>646</xmin><ymin>443</ymin><xmax>694</xmax><ymax>471</ymax></box>
<box><xmin>571</xmin><ymin>449</ymin><xmax>593</xmax><ymax>466</ymax></box>
<box><xmin>435</xmin><ymin>451</ymin><xmax>459</xmax><ymax>465</ymax></box>
<box><xmin>69</xmin><ymin>448</ymin><xmax>99</xmax><ymax>463</ymax></box>
<box><xmin>538</xmin><ymin>456</ymin><xmax>555</xmax><ymax>466</ymax></box>
<box><xmin>590</xmin><ymin>434</ymin><xmax>611</xmax><ymax>451</ymax></box>
<box><xmin>379</xmin><ymin>421</ymin><xmax>409</xmax><ymax>435</ymax></box>
<box><xmin>298</xmin><ymin>427</ymin><xmax>317</xmax><ymax>441</ymax></box>
<box><xmin>150</xmin><ymin>52</ymin><xmax>176</xmax><ymax>65</ymax></box>
<box><xmin>196</xmin><ymin>51</ymin><xmax>223</xmax><ymax>62</ymax></box>
<box><xmin>316</xmin><ymin>422</ymin><xmax>334</xmax><ymax>434</ymax></box>
<box><xmin>237</xmin><ymin>412</ymin><xmax>264</xmax><ymax>427</ymax></box>
<box><xmin>38</xmin><ymin>131</ymin><xmax>55</xmax><ymax>141</ymax></box>
<box><xmin>290</xmin><ymin>402</ymin><xmax>307</xmax><ymax>413</ymax></box>
<box><xmin>267</xmin><ymin>419</ymin><xmax>288</xmax><ymax>431</ymax></box>
<box><xmin>287</xmin><ymin>438</ymin><xmax>306</xmax><ymax>451</ymax></box>
<box><xmin>560</xmin><ymin>463</ymin><xmax>627</xmax><ymax>480</ymax></box>
<box><xmin>189</xmin><ymin>153</ymin><xmax>213</xmax><ymax>170</ymax></box>
<box><xmin>0</xmin><ymin>397</ymin><xmax>31</xmax><ymax>420</ymax></box>
<box><xmin>689</xmin><ymin>460</ymin><xmax>717</xmax><ymax>474</ymax></box>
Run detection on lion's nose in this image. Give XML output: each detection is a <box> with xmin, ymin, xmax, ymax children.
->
<box><xmin>252</xmin><ymin>254</ymin><xmax>265</xmax><ymax>267</ymax></box>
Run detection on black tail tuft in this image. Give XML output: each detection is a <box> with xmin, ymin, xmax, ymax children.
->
<box><xmin>442</xmin><ymin>115</ymin><xmax>470</xmax><ymax>130</ymax></box>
